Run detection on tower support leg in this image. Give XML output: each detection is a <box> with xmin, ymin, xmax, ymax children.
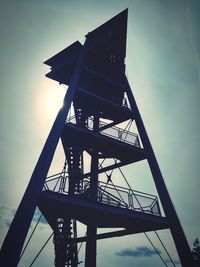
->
<box><xmin>125</xmin><ymin>77</ymin><xmax>195</xmax><ymax>267</ymax></box>
<box><xmin>85</xmin><ymin>149</ymin><xmax>98</xmax><ymax>267</ymax></box>
<box><xmin>85</xmin><ymin>225</ymin><xmax>97</xmax><ymax>267</ymax></box>
<box><xmin>85</xmin><ymin>113</ymin><xmax>99</xmax><ymax>267</ymax></box>
<box><xmin>54</xmin><ymin>218</ymin><xmax>78</xmax><ymax>267</ymax></box>
<box><xmin>0</xmin><ymin>46</ymin><xmax>86</xmax><ymax>267</ymax></box>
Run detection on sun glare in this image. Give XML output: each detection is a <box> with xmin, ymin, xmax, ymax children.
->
<box><xmin>36</xmin><ymin>79</ymin><xmax>67</xmax><ymax>135</ymax></box>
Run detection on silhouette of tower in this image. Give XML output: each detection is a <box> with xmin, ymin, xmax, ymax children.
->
<box><xmin>0</xmin><ymin>9</ymin><xmax>195</xmax><ymax>267</ymax></box>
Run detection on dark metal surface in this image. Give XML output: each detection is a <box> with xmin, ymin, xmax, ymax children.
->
<box><xmin>61</xmin><ymin>123</ymin><xmax>146</xmax><ymax>162</ymax></box>
<box><xmin>38</xmin><ymin>191</ymin><xmax>169</xmax><ymax>230</ymax></box>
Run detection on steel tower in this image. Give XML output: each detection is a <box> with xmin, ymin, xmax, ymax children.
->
<box><xmin>0</xmin><ymin>9</ymin><xmax>195</xmax><ymax>267</ymax></box>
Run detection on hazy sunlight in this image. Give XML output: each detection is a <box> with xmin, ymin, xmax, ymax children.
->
<box><xmin>36</xmin><ymin>79</ymin><xmax>67</xmax><ymax>135</ymax></box>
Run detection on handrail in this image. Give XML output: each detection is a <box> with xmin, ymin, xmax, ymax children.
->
<box><xmin>97</xmin><ymin>180</ymin><xmax>160</xmax><ymax>215</ymax></box>
<box><xmin>43</xmin><ymin>175</ymin><xmax>161</xmax><ymax>216</ymax></box>
<box><xmin>66</xmin><ymin>116</ymin><xmax>140</xmax><ymax>147</ymax></box>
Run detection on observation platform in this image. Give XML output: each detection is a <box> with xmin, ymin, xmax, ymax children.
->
<box><xmin>39</xmin><ymin>177</ymin><xmax>170</xmax><ymax>234</ymax></box>
<box><xmin>61</xmin><ymin>120</ymin><xmax>146</xmax><ymax>163</ymax></box>
<box><xmin>38</xmin><ymin>190</ymin><xmax>169</xmax><ymax>233</ymax></box>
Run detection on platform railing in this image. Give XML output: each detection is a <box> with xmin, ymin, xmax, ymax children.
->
<box><xmin>66</xmin><ymin>115</ymin><xmax>140</xmax><ymax>147</ymax></box>
<box><xmin>43</xmin><ymin>172</ymin><xmax>69</xmax><ymax>193</ymax></box>
<box><xmin>96</xmin><ymin>180</ymin><xmax>161</xmax><ymax>216</ymax></box>
<box><xmin>43</xmin><ymin>174</ymin><xmax>161</xmax><ymax>216</ymax></box>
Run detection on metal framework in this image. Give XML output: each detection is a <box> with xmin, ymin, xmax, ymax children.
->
<box><xmin>0</xmin><ymin>9</ymin><xmax>195</xmax><ymax>267</ymax></box>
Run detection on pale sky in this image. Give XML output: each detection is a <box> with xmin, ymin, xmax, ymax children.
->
<box><xmin>0</xmin><ymin>0</ymin><xmax>200</xmax><ymax>266</ymax></box>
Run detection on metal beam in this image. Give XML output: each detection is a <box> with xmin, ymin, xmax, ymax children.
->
<box><xmin>99</xmin><ymin>118</ymin><xmax>130</xmax><ymax>131</ymax></box>
<box><xmin>78</xmin><ymin>229</ymin><xmax>134</xmax><ymax>243</ymax></box>
<box><xmin>85</xmin><ymin>114</ymin><xmax>99</xmax><ymax>267</ymax></box>
<box><xmin>78</xmin><ymin>87</ymin><xmax>134</xmax><ymax>120</ymax></box>
<box><xmin>82</xmin><ymin>159</ymin><xmax>136</xmax><ymax>179</ymax></box>
<box><xmin>83</xmin><ymin>66</ymin><xmax>125</xmax><ymax>88</ymax></box>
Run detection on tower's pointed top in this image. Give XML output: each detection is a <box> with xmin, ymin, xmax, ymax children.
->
<box><xmin>86</xmin><ymin>9</ymin><xmax>128</xmax><ymax>39</ymax></box>
<box><xmin>44</xmin><ymin>9</ymin><xmax>128</xmax><ymax>85</ymax></box>
<box><xmin>85</xmin><ymin>9</ymin><xmax>128</xmax><ymax>58</ymax></box>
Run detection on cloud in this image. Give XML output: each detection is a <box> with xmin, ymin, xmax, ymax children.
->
<box><xmin>32</xmin><ymin>207</ymin><xmax>48</xmax><ymax>225</ymax></box>
<box><xmin>0</xmin><ymin>206</ymin><xmax>47</xmax><ymax>231</ymax></box>
<box><xmin>0</xmin><ymin>205</ymin><xmax>16</xmax><ymax>229</ymax></box>
<box><xmin>116</xmin><ymin>246</ymin><xmax>161</xmax><ymax>258</ymax></box>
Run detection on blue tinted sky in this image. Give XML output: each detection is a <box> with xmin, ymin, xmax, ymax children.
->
<box><xmin>0</xmin><ymin>0</ymin><xmax>200</xmax><ymax>266</ymax></box>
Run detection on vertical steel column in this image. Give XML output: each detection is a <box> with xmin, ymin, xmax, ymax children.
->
<box><xmin>85</xmin><ymin>225</ymin><xmax>97</xmax><ymax>267</ymax></box>
<box><xmin>85</xmin><ymin>114</ymin><xmax>99</xmax><ymax>267</ymax></box>
<box><xmin>0</xmin><ymin>46</ymin><xmax>86</xmax><ymax>267</ymax></box>
<box><xmin>125</xmin><ymin>77</ymin><xmax>195</xmax><ymax>267</ymax></box>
